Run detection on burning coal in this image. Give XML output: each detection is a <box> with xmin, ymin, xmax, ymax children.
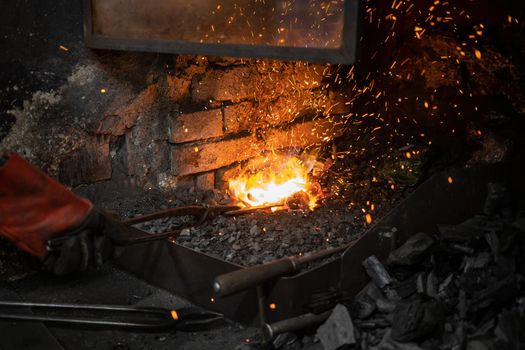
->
<box><xmin>228</xmin><ymin>154</ymin><xmax>322</xmax><ymax>210</ymax></box>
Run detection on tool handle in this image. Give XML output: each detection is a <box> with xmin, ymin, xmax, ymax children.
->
<box><xmin>264</xmin><ymin>310</ymin><xmax>332</xmax><ymax>339</ymax></box>
<box><xmin>214</xmin><ymin>258</ymin><xmax>296</xmax><ymax>297</ymax></box>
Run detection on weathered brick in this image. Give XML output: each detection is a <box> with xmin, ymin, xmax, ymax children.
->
<box><xmin>97</xmin><ymin>84</ymin><xmax>159</xmax><ymax>136</ymax></box>
<box><xmin>263</xmin><ymin>91</ymin><xmax>315</xmax><ymax>127</ymax></box>
<box><xmin>166</xmin><ymin>75</ymin><xmax>191</xmax><ymax>102</ymax></box>
<box><xmin>223</xmin><ymin>102</ymin><xmax>257</xmax><ymax>133</ymax></box>
<box><xmin>215</xmin><ymin>162</ymin><xmax>245</xmax><ymax>189</ymax></box>
<box><xmin>126</xmin><ymin>138</ymin><xmax>169</xmax><ymax>180</ymax></box>
<box><xmin>191</xmin><ymin>67</ymin><xmax>259</xmax><ymax>102</ymax></box>
<box><xmin>215</xmin><ymin>156</ymin><xmax>269</xmax><ymax>190</ymax></box>
<box><xmin>171</xmin><ymin>135</ymin><xmax>259</xmax><ymax>176</ymax></box>
<box><xmin>291</xmin><ymin>63</ymin><xmax>325</xmax><ymax>90</ymax></box>
<box><xmin>175</xmin><ymin>175</ymin><xmax>195</xmax><ymax>191</ymax></box>
<box><xmin>171</xmin><ymin>109</ymin><xmax>223</xmax><ymax>143</ymax></box>
<box><xmin>171</xmin><ymin>116</ymin><xmax>344</xmax><ymax>176</ymax></box>
<box><xmin>327</xmin><ymin>91</ymin><xmax>353</xmax><ymax>115</ymax></box>
<box><xmin>223</xmin><ymin>92</ymin><xmax>317</xmax><ymax>134</ymax></box>
<box><xmin>264</xmin><ymin>117</ymin><xmax>344</xmax><ymax>150</ymax></box>
<box><xmin>59</xmin><ymin>140</ymin><xmax>111</xmax><ymax>186</ymax></box>
<box><xmin>124</xmin><ymin>107</ymin><xmax>170</xmax><ymax>185</ymax></box>
<box><xmin>252</xmin><ymin>62</ymin><xmax>326</xmax><ymax>99</ymax></box>
<box><xmin>195</xmin><ymin>172</ymin><xmax>215</xmax><ymax>190</ymax></box>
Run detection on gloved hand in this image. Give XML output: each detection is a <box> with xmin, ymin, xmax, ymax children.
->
<box><xmin>43</xmin><ymin>208</ymin><xmax>129</xmax><ymax>275</ymax></box>
<box><xmin>0</xmin><ymin>152</ymin><xmax>127</xmax><ymax>275</ymax></box>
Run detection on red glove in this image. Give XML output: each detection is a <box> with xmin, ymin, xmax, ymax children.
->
<box><xmin>0</xmin><ymin>152</ymin><xmax>93</xmax><ymax>258</ymax></box>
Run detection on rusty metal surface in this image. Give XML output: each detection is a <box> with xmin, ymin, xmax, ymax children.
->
<box><xmin>116</xmin><ymin>162</ymin><xmax>523</xmax><ymax>325</ymax></box>
<box><xmin>82</xmin><ymin>0</ymin><xmax>360</xmax><ymax>64</ymax></box>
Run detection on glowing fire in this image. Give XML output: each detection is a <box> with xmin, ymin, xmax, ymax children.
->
<box><xmin>228</xmin><ymin>155</ymin><xmax>321</xmax><ymax>210</ymax></box>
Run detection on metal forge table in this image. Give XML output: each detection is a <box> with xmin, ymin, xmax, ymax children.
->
<box><xmin>116</xmin><ymin>162</ymin><xmax>524</xmax><ymax>325</ymax></box>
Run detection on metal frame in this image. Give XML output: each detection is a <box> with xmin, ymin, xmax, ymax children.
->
<box><xmin>82</xmin><ymin>0</ymin><xmax>360</xmax><ymax>64</ymax></box>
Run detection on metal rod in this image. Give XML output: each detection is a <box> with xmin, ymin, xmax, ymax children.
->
<box><xmin>123</xmin><ymin>205</ymin><xmax>240</xmax><ymax>225</ymax></box>
<box><xmin>0</xmin><ymin>313</ymin><xmax>175</xmax><ymax>329</ymax></box>
<box><xmin>117</xmin><ymin>230</ymin><xmax>181</xmax><ymax>245</ymax></box>
<box><xmin>223</xmin><ymin>203</ymin><xmax>285</xmax><ymax>216</ymax></box>
<box><xmin>46</xmin><ymin>230</ymin><xmax>181</xmax><ymax>253</ymax></box>
<box><xmin>0</xmin><ymin>301</ymin><xmax>177</xmax><ymax>330</ymax></box>
<box><xmin>0</xmin><ymin>301</ymin><xmax>164</xmax><ymax>311</ymax></box>
<box><xmin>256</xmin><ymin>286</ymin><xmax>270</xmax><ymax>343</ymax></box>
<box><xmin>0</xmin><ymin>301</ymin><xmax>225</xmax><ymax>331</ymax></box>
<box><xmin>46</xmin><ymin>205</ymin><xmax>242</xmax><ymax>252</ymax></box>
<box><xmin>294</xmin><ymin>244</ymin><xmax>350</xmax><ymax>265</ymax></box>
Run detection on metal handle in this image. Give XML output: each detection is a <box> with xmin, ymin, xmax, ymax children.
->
<box><xmin>214</xmin><ymin>244</ymin><xmax>351</xmax><ymax>297</ymax></box>
<box><xmin>213</xmin><ymin>258</ymin><xmax>296</xmax><ymax>297</ymax></box>
<box><xmin>263</xmin><ymin>310</ymin><xmax>332</xmax><ymax>339</ymax></box>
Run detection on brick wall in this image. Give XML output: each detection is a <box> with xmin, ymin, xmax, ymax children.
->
<box><xmin>2</xmin><ymin>54</ymin><xmax>349</xmax><ymax>194</ymax></box>
<box><xmin>165</xmin><ymin>56</ymin><xmax>347</xmax><ymax>191</ymax></box>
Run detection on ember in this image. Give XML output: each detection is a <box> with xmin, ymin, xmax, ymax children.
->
<box><xmin>228</xmin><ymin>155</ymin><xmax>321</xmax><ymax>210</ymax></box>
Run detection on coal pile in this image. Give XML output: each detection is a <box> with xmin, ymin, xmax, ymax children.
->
<box><xmin>132</xmin><ymin>193</ymin><xmax>405</xmax><ymax>267</ymax></box>
<box><xmin>177</xmin><ymin>203</ymin><xmax>368</xmax><ymax>266</ymax></box>
<box><xmin>243</xmin><ymin>182</ymin><xmax>525</xmax><ymax>350</ymax></box>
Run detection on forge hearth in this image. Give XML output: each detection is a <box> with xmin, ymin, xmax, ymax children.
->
<box><xmin>115</xmin><ymin>162</ymin><xmax>525</xmax><ymax>326</ymax></box>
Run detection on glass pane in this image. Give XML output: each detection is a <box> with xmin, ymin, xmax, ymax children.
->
<box><xmin>92</xmin><ymin>0</ymin><xmax>345</xmax><ymax>49</ymax></box>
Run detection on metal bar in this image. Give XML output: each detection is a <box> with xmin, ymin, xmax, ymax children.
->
<box><xmin>224</xmin><ymin>204</ymin><xmax>285</xmax><ymax>216</ymax></box>
<box><xmin>341</xmin><ymin>0</ymin><xmax>361</xmax><ymax>61</ymax></box>
<box><xmin>123</xmin><ymin>205</ymin><xmax>240</xmax><ymax>225</ymax></box>
<box><xmin>0</xmin><ymin>301</ymin><xmax>168</xmax><ymax>312</ymax></box>
<box><xmin>0</xmin><ymin>301</ymin><xmax>225</xmax><ymax>331</ymax></box>
<box><xmin>86</xmin><ymin>34</ymin><xmax>351</xmax><ymax>63</ymax></box>
<box><xmin>0</xmin><ymin>301</ymin><xmax>177</xmax><ymax>329</ymax></box>
<box><xmin>117</xmin><ymin>230</ymin><xmax>181</xmax><ymax>245</ymax></box>
<box><xmin>0</xmin><ymin>313</ymin><xmax>175</xmax><ymax>329</ymax></box>
<box><xmin>47</xmin><ymin>205</ymin><xmax>240</xmax><ymax>253</ymax></box>
<box><xmin>82</xmin><ymin>0</ymin><xmax>93</xmax><ymax>41</ymax></box>
<box><xmin>46</xmin><ymin>230</ymin><xmax>181</xmax><ymax>253</ymax></box>
<box><xmin>295</xmin><ymin>244</ymin><xmax>349</xmax><ymax>265</ymax></box>
<box><xmin>256</xmin><ymin>286</ymin><xmax>270</xmax><ymax>343</ymax></box>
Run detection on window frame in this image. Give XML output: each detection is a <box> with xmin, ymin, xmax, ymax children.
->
<box><xmin>83</xmin><ymin>0</ymin><xmax>359</xmax><ymax>64</ymax></box>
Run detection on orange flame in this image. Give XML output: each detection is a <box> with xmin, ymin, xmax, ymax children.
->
<box><xmin>228</xmin><ymin>155</ymin><xmax>320</xmax><ymax>210</ymax></box>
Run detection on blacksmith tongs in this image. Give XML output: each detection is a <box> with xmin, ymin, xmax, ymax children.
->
<box><xmin>0</xmin><ymin>301</ymin><xmax>224</xmax><ymax>331</ymax></box>
<box><xmin>45</xmin><ymin>205</ymin><xmax>240</xmax><ymax>252</ymax></box>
